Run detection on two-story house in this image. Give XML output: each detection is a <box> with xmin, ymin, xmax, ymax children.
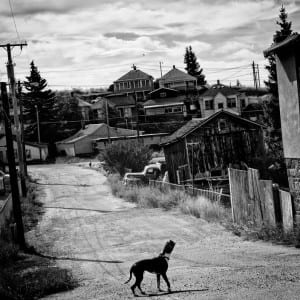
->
<box><xmin>113</xmin><ymin>65</ymin><xmax>154</xmax><ymax>101</ymax></box>
<box><xmin>199</xmin><ymin>81</ymin><xmax>243</xmax><ymax>118</ymax></box>
<box><xmin>159</xmin><ymin>65</ymin><xmax>197</xmax><ymax>91</ymax></box>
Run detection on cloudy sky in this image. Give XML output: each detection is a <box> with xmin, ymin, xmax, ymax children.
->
<box><xmin>0</xmin><ymin>0</ymin><xmax>300</xmax><ymax>90</ymax></box>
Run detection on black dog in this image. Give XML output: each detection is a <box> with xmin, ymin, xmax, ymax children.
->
<box><xmin>124</xmin><ymin>240</ymin><xmax>176</xmax><ymax>296</ymax></box>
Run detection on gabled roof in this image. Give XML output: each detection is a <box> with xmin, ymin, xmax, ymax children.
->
<box><xmin>160</xmin><ymin>66</ymin><xmax>196</xmax><ymax>83</ymax></box>
<box><xmin>148</xmin><ymin>87</ymin><xmax>178</xmax><ymax>95</ymax></box>
<box><xmin>161</xmin><ymin>110</ymin><xmax>262</xmax><ymax>146</ymax></box>
<box><xmin>115</xmin><ymin>68</ymin><xmax>153</xmax><ymax>82</ymax></box>
<box><xmin>201</xmin><ymin>83</ymin><xmax>239</xmax><ymax>98</ymax></box>
<box><xmin>264</xmin><ymin>33</ymin><xmax>300</xmax><ymax>57</ymax></box>
<box><xmin>56</xmin><ymin>123</ymin><xmax>138</xmax><ymax>144</ymax></box>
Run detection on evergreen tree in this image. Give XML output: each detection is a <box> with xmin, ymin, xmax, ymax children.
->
<box><xmin>264</xmin><ymin>5</ymin><xmax>293</xmax><ymax>162</ymax></box>
<box><xmin>184</xmin><ymin>46</ymin><xmax>206</xmax><ymax>85</ymax></box>
<box><xmin>23</xmin><ymin>61</ymin><xmax>58</xmax><ymax>143</ymax></box>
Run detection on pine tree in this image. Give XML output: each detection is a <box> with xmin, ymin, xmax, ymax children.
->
<box><xmin>264</xmin><ymin>5</ymin><xmax>293</xmax><ymax>161</ymax></box>
<box><xmin>184</xmin><ymin>46</ymin><xmax>206</xmax><ymax>86</ymax></box>
<box><xmin>23</xmin><ymin>61</ymin><xmax>58</xmax><ymax>143</ymax></box>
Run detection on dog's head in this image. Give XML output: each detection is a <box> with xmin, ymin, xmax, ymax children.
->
<box><xmin>162</xmin><ymin>240</ymin><xmax>176</xmax><ymax>255</ymax></box>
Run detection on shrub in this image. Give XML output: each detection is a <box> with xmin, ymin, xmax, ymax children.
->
<box><xmin>0</xmin><ymin>239</ymin><xmax>19</xmax><ymax>266</ymax></box>
<box><xmin>99</xmin><ymin>141</ymin><xmax>152</xmax><ymax>176</ymax></box>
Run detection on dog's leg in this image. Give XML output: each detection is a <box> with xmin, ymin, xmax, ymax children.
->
<box><xmin>136</xmin><ymin>273</ymin><xmax>146</xmax><ymax>295</ymax></box>
<box><xmin>162</xmin><ymin>273</ymin><xmax>171</xmax><ymax>293</ymax></box>
<box><xmin>157</xmin><ymin>274</ymin><xmax>163</xmax><ymax>292</ymax></box>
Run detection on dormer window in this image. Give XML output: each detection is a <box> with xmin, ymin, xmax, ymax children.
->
<box><xmin>160</xmin><ymin>92</ymin><xmax>166</xmax><ymax>98</ymax></box>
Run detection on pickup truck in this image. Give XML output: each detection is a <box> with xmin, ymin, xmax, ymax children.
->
<box><xmin>123</xmin><ymin>164</ymin><xmax>162</xmax><ymax>185</ymax></box>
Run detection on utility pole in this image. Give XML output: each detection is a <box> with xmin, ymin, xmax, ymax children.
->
<box><xmin>105</xmin><ymin>98</ymin><xmax>111</xmax><ymax>143</ymax></box>
<box><xmin>34</xmin><ymin>105</ymin><xmax>42</xmax><ymax>160</ymax></box>
<box><xmin>0</xmin><ymin>42</ymin><xmax>27</xmax><ymax>196</ymax></box>
<box><xmin>252</xmin><ymin>61</ymin><xmax>261</xmax><ymax>90</ymax></box>
<box><xmin>0</xmin><ymin>82</ymin><xmax>26</xmax><ymax>249</ymax></box>
<box><xmin>134</xmin><ymin>90</ymin><xmax>140</xmax><ymax>141</ymax></box>
<box><xmin>17</xmin><ymin>81</ymin><xmax>27</xmax><ymax>176</ymax></box>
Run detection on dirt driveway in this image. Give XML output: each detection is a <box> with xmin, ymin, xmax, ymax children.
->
<box><xmin>26</xmin><ymin>163</ymin><xmax>300</xmax><ymax>300</ymax></box>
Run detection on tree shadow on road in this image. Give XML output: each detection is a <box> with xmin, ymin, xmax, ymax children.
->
<box><xmin>137</xmin><ymin>288</ymin><xmax>209</xmax><ymax>297</ymax></box>
<box><xmin>44</xmin><ymin>206</ymin><xmax>115</xmax><ymax>213</ymax></box>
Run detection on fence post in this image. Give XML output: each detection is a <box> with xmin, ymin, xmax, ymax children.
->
<box><xmin>279</xmin><ymin>190</ymin><xmax>294</xmax><ymax>233</ymax></box>
<box><xmin>228</xmin><ymin>168</ymin><xmax>235</xmax><ymax>223</ymax></box>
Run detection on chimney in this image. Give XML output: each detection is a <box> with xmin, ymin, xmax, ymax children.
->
<box><xmin>217</xmin><ymin>79</ymin><xmax>220</xmax><ymax>85</ymax></box>
<box><xmin>173</xmin><ymin>65</ymin><xmax>176</xmax><ymax>69</ymax></box>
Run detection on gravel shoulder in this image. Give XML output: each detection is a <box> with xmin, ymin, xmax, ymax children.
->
<box><xmin>26</xmin><ymin>164</ymin><xmax>300</xmax><ymax>300</ymax></box>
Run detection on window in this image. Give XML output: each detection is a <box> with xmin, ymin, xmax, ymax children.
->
<box><xmin>165</xmin><ymin>107</ymin><xmax>173</xmax><ymax>114</ymax></box>
<box><xmin>218</xmin><ymin>103</ymin><xmax>224</xmax><ymax>109</ymax></box>
<box><xmin>218</xmin><ymin>119</ymin><xmax>226</xmax><ymax>131</ymax></box>
<box><xmin>173</xmin><ymin>107</ymin><xmax>182</xmax><ymax>113</ymax></box>
<box><xmin>160</xmin><ymin>92</ymin><xmax>167</xmax><ymax>98</ymax></box>
<box><xmin>227</xmin><ymin>98</ymin><xmax>236</xmax><ymax>108</ymax></box>
<box><xmin>25</xmin><ymin>149</ymin><xmax>31</xmax><ymax>159</ymax></box>
<box><xmin>205</xmin><ymin>100</ymin><xmax>214</xmax><ymax>110</ymax></box>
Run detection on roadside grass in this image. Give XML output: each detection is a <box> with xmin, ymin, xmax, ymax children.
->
<box><xmin>0</xmin><ymin>178</ymin><xmax>78</xmax><ymax>300</ymax></box>
<box><xmin>107</xmin><ymin>174</ymin><xmax>230</xmax><ymax>222</ymax></box>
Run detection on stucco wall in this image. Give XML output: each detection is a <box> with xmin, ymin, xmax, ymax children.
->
<box><xmin>276</xmin><ymin>50</ymin><xmax>300</xmax><ymax>158</ymax></box>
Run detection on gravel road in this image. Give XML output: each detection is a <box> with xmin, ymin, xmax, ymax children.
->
<box><xmin>26</xmin><ymin>163</ymin><xmax>300</xmax><ymax>300</ymax></box>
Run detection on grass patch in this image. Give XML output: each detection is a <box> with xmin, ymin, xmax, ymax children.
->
<box><xmin>107</xmin><ymin>175</ymin><xmax>229</xmax><ymax>221</ymax></box>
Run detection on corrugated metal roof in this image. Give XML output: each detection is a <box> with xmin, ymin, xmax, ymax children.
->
<box><xmin>161</xmin><ymin>110</ymin><xmax>263</xmax><ymax>146</ymax></box>
<box><xmin>143</xmin><ymin>95</ymin><xmax>186</xmax><ymax>107</ymax></box>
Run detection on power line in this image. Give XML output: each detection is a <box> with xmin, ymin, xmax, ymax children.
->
<box><xmin>8</xmin><ymin>0</ymin><xmax>21</xmax><ymax>42</ymax></box>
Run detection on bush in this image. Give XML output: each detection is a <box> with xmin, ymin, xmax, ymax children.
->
<box><xmin>0</xmin><ymin>239</ymin><xmax>19</xmax><ymax>266</ymax></box>
<box><xmin>99</xmin><ymin>141</ymin><xmax>152</xmax><ymax>176</ymax></box>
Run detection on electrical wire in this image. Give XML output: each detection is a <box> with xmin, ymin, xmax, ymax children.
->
<box><xmin>8</xmin><ymin>0</ymin><xmax>21</xmax><ymax>43</ymax></box>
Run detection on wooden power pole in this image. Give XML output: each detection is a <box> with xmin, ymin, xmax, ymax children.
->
<box><xmin>0</xmin><ymin>82</ymin><xmax>26</xmax><ymax>249</ymax></box>
<box><xmin>0</xmin><ymin>42</ymin><xmax>27</xmax><ymax>196</ymax></box>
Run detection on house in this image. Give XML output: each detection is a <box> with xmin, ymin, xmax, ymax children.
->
<box><xmin>56</xmin><ymin>123</ymin><xmax>139</xmax><ymax>156</ymax></box>
<box><xmin>106</xmin><ymin>93</ymin><xmax>136</xmax><ymax>119</ymax></box>
<box><xmin>0</xmin><ymin>136</ymin><xmax>49</xmax><ymax>162</ymax></box>
<box><xmin>199</xmin><ymin>81</ymin><xmax>244</xmax><ymax>118</ymax></box>
<box><xmin>161</xmin><ymin>110</ymin><xmax>265</xmax><ymax>184</ymax></box>
<box><xmin>159</xmin><ymin>65</ymin><xmax>197</xmax><ymax>91</ymax></box>
<box><xmin>143</xmin><ymin>87</ymin><xmax>187</xmax><ymax>118</ymax></box>
<box><xmin>264</xmin><ymin>33</ymin><xmax>300</xmax><ymax>221</ymax></box>
<box><xmin>113</xmin><ymin>65</ymin><xmax>154</xmax><ymax>101</ymax></box>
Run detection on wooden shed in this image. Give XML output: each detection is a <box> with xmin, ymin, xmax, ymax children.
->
<box><xmin>161</xmin><ymin>110</ymin><xmax>265</xmax><ymax>184</ymax></box>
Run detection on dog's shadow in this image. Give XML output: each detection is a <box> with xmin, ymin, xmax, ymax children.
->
<box><xmin>136</xmin><ymin>288</ymin><xmax>209</xmax><ymax>297</ymax></box>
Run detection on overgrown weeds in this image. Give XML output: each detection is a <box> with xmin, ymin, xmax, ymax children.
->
<box><xmin>107</xmin><ymin>175</ymin><xmax>229</xmax><ymax>221</ymax></box>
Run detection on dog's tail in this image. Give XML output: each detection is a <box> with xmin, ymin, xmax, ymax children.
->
<box><xmin>124</xmin><ymin>267</ymin><xmax>133</xmax><ymax>284</ymax></box>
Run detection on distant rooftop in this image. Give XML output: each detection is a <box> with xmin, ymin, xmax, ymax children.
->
<box><xmin>115</xmin><ymin>66</ymin><xmax>153</xmax><ymax>82</ymax></box>
<box><xmin>160</xmin><ymin>65</ymin><xmax>196</xmax><ymax>83</ymax></box>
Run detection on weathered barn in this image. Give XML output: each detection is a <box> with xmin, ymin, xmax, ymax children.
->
<box><xmin>161</xmin><ymin>110</ymin><xmax>265</xmax><ymax>184</ymax></box>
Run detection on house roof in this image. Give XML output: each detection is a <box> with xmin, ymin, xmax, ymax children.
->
<box><xmin>56</xmin><ymin>123</ymin><xmax>139</xmax><ymax>145</ymax></box>
<box><xmin>148</xmin><ymin>87</ymin><xmax>179</xmax><ymax>95</ymax></box>
<box><xmin>264</xmin><ymin>33</ymin><xmax>300</xmax><ymax>57</ymax></box>
<box><xmin>115</xmin><ymin>68</ymin><xmax>153</xmax><ymax>82</ymax></box>
<box><xmin>160</xmin><ymin>66</ymin><xmax>196</xmax><ymax>83</ymax></box>
<box><xmin>143</xmin><ymin>95</ymin><xmax>186</xmax><ymax>108</ymax></box>
<box><xmin>201</xmin><ymin>83</ymin><xmax>240</xmax><ymax>98</ymax></box>
<box><xmin>161</xmin><ymin>110</ymin><xmax>262</xmax><ymax>146</ymax></box>
<box><xmin>106</xmin><ymin>94</ymin><xmax>135</xmax><ymax>107</ymax></box>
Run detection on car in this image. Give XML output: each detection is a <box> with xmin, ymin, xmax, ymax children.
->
<box><xmin>123</xmin><ymin>164</ymin><xmax>162</xmax><ymax>186</ymax></box>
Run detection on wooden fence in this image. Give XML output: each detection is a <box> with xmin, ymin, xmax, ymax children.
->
<box><xmin>229</xmin><ymin>168</ymin><xmax>294</xmax><ymax>232</ymax></box>
<box><xmin>150</xmin><ymin>180</ymin><xmax>231</xmax><ymax>204</ymax></box>
<box><xmin>0</xmin><ymin>194</ymin><xmax>13</xmax><ymax>235</ymax></box>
